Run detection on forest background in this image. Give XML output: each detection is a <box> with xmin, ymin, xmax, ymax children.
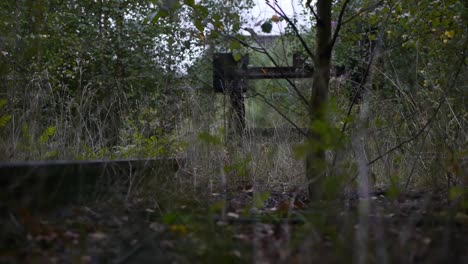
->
<box><xmin>0</xmin><ymin>0</ymin><xmax>467</xmax><ymax>262</ymax></box>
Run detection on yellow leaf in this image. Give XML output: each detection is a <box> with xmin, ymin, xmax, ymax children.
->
<box><xmin>445</xmin><ymin>30</ymin><xmax>455</xmax><ymax>39</ymax></box>
<box><xmin>169</xmin><ymin>224</ymin><xmax>188</xmax><ymax>236</ymax></box>
<box><xmin>271</xmin><ymin>15</ymin><xmax>280</xmax><ymax>23</ymax></box>
<box><xmin>198</xmin><ymin>32</ymin><xmax>205</xmax><ymax>41</ymax></box>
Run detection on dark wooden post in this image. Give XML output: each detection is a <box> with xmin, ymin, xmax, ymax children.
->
<box><xmin>213</xmin><ymin>53</ymin><xmax>248</xmax><ymax>137</ymax></box>
<box><xmin>213</xmin><ymin>53</ymin><xmax>312</xmax><ymax>138</ymax></box>
<box><xmin>228</xmin><ymin>79</ymin><xmax>246</xmax><ymax>136</ymax></box>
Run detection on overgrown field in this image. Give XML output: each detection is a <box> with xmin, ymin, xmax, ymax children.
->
<box><xmin>1</xmin><ymin>0</ymin><xmax>467</xmax><ymax>263</ymax></box>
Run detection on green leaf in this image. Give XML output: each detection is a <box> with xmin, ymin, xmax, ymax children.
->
<box><xmin>212</xmin><ymin>13</ymin><xmax>221</xmax><ymax>23</ymax></box>
<box><xmin>261</xmin><ymin>21</ymin><xmax>273</xmax><ymax>33</ymax></box>
<box><xmin>387</xmin><ymin>173</ymin><xmax>400</xmax><ymax>200</ymax></box>
<box><xmin>45</xmin><ymin>151</ymin><xmax>58</xmax><ymax>159</ymax></box>
<box><xmin>229</xmin><ymin>40</ymin><xmax>241</xmax><ymax>51</ymax></box>
<box><xmin>210</xmin><ymin>30</ymin><xmax>219</xmax><ymax>39</ymax></box>
<box><xmin>233</xmin><ymin>53</ymin><xmax>243</xmax><ymax>61</ymax></box>
<box><xmin>373</xmin><ymin>117</ymin><xmax>386</xmax><ymax>128</ymax></box>
<box><xmin>254</xmin><ymin>192</ymin><xmax>271</xmax><ymax>208</ymax></box>
<box><xmin>311</xmin><ymin>119</ymin><xmax>328</xmax><ymax>135</ymax></box>
<box><xmin>0</xmin><ymin>115</ymin><xmax>11</xmax><ymax>128</ymax></box>
<box><xmin>0</xmin><ymin>99</ymin><xmax>7</xmax><ymax>108</ymax></box>
<box><xmin>224</xmin><ymin>154</ymin><xmax>252</xmax><ymax>176</ymax></box>
<box><xmin>198</xmin><ymin>131</ymin><xmax>221</xmax><ymax>145</ymax></box>
<box><xmin>449</xmin><ymin>186</ymin><xmax>464</xmax><ymax>201</ymax></box>
<box><xmin>210</xmin><ymin>200</ymin><xmax>226</xmax><ymax>214</ymax></box>
<box><xmin>39</xmin><ymin>126</ymin><xmax>56</xmax><ymax>144</ymax></box>
<box><xmin>183</xmin><ymin>0</ymin><xmax>195</xmax><ymax>8</ymax></box>
<box><xmin>194</xmin><ymin>19</ymin><xmax>204</xmax><ymax>32</ymax></box>
<box><xmin>194</xmin><ymin>5</ymin><xmax>208</xmax><ymax>17</ymax></box>
<box><xmin>162</xmin><ymin>213</ymin><xmax>178</xmax><ymax>225</ymax></box>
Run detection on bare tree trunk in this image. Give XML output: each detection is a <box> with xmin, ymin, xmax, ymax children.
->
<box><xmin>306</xmin><ymin>0</ymin><xmax>332</xmax><ymax>200</ymax></box>
<box><xmin>352</xmin><ymin>90</ymin><xmax>371</xmax><ymax>264</ymax></box>
<box><xmin>353</xmin><ymin>19</ymin><xmax>388</xmax><ymax>262</ymax></box>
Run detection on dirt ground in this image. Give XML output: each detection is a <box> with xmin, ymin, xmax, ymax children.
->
<box><xmin>1</xmin><ymin>188</ymin><xmax>468</xmax><ymax>263</ymax></box>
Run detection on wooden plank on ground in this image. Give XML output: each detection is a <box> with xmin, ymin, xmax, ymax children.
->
<box><xmin>0</xmin><ymin>158</ymin><xmax>181</xmax><ymax>210</ymax></box>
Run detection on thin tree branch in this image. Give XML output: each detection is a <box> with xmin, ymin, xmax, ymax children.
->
<box><xmin>367</xmin><ymin>99</ymin><xmax>442</xmax><ymax>166</ymax></box>
<box><xmin>330</xmin><ymin>0</ymin><xmax>351</xmax><ymax>49</ymax></box>
<box><xmin>266</xmin><ymin>2</ymin><xmax>316</xmax><ymax>64</ymax></box>
<box><xmin>330</xmin><ymin>7</ymin><xmax>393</xmax><ymax>174</ymax></box>
<box><xmin>254</xmin><ymin>92</ymin><xmax>308</xmax><ymax>137</ymax></box>
<box><xmin>341</xmin><ymin>48</ymin><xmax>375</xmax><ymax>133</ymax></box>
<box><xmin>245</xmin><ymin>31</ymin><xmax>310</xmax><ymax>107</ymax></box>
<box><xmin>367</xmin><ymin>38</ymin><xmax>467</xmax><ymax>166</ymax></box>
<box><xmin>306</xmin><ymin>2</ymin><xmax>321</xmax><ymax>23</ymax></box>
<box><xmin>340</xmin><ymin>1</ymin><xmax>384</xmax><ymax>26</ymax></box>
<box><xmin>340</xmin><ymin>3</ymin><xmax>395</xmax><ymax>134</ymax></box>
<box><xmin>403</xmin><ymin>125</ymin><xmax>431</xmax><ymax>191</ymax></box>
<box><xmin>213</xmin><ymin>30</ymin><xmax>267</xmax><ymax>54</ymax></box>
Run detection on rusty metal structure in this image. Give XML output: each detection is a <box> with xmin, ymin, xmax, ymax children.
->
<box><xmin>213</xmin><ymin>52</ymin><xmax>313</xmax><ymax>136</ymax></box>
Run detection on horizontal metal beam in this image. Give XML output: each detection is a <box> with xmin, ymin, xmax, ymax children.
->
<box><xmin>213</xmin><ymin>53</ymin><xmax>313</xmax><ymax>93</ymax></box>
<box><xmin>246</xmin><ymin>67</ymin><xmax>313</xmax><ymax>79</ymax></box>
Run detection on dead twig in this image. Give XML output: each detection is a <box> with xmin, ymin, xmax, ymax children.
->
<box><xmin>367</xmin><ymin>38</ymin><xmax>467</xmax><ymax>166</ymax></box>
